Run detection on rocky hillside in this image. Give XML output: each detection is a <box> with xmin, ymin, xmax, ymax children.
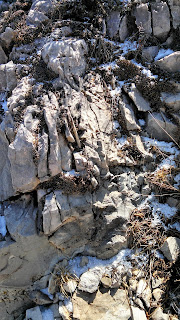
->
<box><xmin>0</xmin><ymin>0</ymin><xmax>179</xmax><ymax>319</ymax></box>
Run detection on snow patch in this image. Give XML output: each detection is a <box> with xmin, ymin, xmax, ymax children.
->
<box><xmin>139</xmin><ymin>119</ymin><xmax>145</xmax><ymax>127</ymax></box>
<box><xmin>40</xmin><ymin>288</ymin><xmax>53</xmax><ymax>300</ymax></box>
<box><xmin>41</xmin><ymin>307</ymin><xmax>54</xmax><ymax>320</ymax></box>
<box><xmin>154</xmin><ymin>49</ymin><xmax>174</xmax><ymax>61</ymax></box>
<box><xmin>0</xmin><ymin>93</ymin><xmax>8</xmax><ymax>113</ymax></box>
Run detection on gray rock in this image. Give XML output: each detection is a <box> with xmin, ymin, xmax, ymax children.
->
<box><xmin>0</xmin><ymin>129</ymin><xmax>14</xmax><ymax>201</ymax></box>
<box><xmin>26</xmin><ymin>306</ymin><xmax>43</xmax><ymax>320</ymax></box>
<box><xmin>29</xmin><ymin>290</ymin><xmax>52</xmax><ymax>305</ymax></box>
<box><xmin>131</xmin><ymin>306</ymin><xmax>147</xmax><ymax>320</ymax></box>
<box><xmin>0</xmin><ymin>27</ymin><xmax>15</xmax><ymax>48</ymax></box>
<box><xmin>8</xmin><ymin>124</ymin><xmax>40</xmax><ymax>193</ymax></box>
<box><xmin>42</xmin><ymin>192</ymin><xmax>61</xmax><ymax>235</ymax></box>
<box><xmin>161</xmin><ymin>92</ymin><xmax>180</xmax><ymax>112</ymax></box>
<box><xmin>4</xmin><ymin>197</ymin><xmax>37</xmax><ymax>241</ymax></box>
<box><xmin>120</xmin><ymin>100</ymin><xmax>140</xmax><ymax>131</ymax></box>
<box><xmin>146</xmin><ymin>112</ymin><xmax>178</xmax><ymax>142</ymax></box>
<box><xmin>160</xmin><ymin>236</ymin><xmax>180</xmax><ymax>262</ymax></box>
<box><xmin>142</xmin><ymin>46</ymin><xmax>159</xmax><ymax>62</ymax></box>
<box><xmin>38</xmin><ymin>132</ymin><xmax>48</xmax><ymax>180</ymax></box>
<box><xmin>31</xmin><ymin>0</ymin><xmax>56</xmax><ymax>14</ymax></box>
<box><xmin>7</xmin><ymin>76</ymin><xmax>33</xmax><ymax>112</ymax></box>
<box><xmin>0</xmin><ymin>45</ymin><xmax>7</xmax><ymax>64</ymax></box>
<box><xmin>0</xmin><ymin>61</ymin><xmax>17</xmax><ymax>92</ymax></box>
<box><xmin>59</xmin><ymin>134</ymin><xmax>72</xmax><ymax>172</ymax></box>
<box><xmin>171</xmin><ymin>5</ymin><xmax>180</xmax><ymax>29</ymax></box>
<box><xmin>73</xmin><ymin>152</ymin><xmax>87</xmax><ymax>171</ymax></box>
<box><xmin>107</xmin><ymin>11</ymin><xmax>121</xmax><ymax>39</ymax></box>
<box><xmin>152</xmin><ymin>2</ymin><xmax>170</xmax><ymax>40</ymax></box>
<box><xmin>26</xmin><ymin>10</ymin><xmax>49</xmax><ymax>27</ymax></box>
<box><xmin>155</xmin><ymin>52</ymin><xmax>180</xmax><ymax>73</ymax></box>
<box><xmin>151</xmin><ymin>307</ymin><xmax>169</xmax><ymax>320</ymax></box>
<box><xmin>124</xmin><ymin>83</ymin><xmax>151</xmax><ymax>112</ymax></box>
<box><xmin>63</xmin><ymin>279</ymin><xmax>77</xmax><ymax>294</ymax></box>
<box><xmin>119</xmin><ymin>15</ymin><xmax>128</xmax><ymax>42</ymax></box>
<box><xmin>153</xmin><ymin>288</ymin><xmax>164</xmax><ymax>302</ymax></box>
<box><xmin>43</xmin><ymin>93</ymin><xmax>62</xmax><ymax>176</ymax></box>
<box><xmin>78</xmin><ymin>268</ymin><xmax>103</xmax><ymax>293</ymax></box>
<box><xmin>41</xmin><ymin>39</ymin><xmax>88</xmax><ymax>82</ymax></box>
<box><xmin>134</xmin><ymin>4</ymin><xmax>152</xmax><ymax>35</ymax></box>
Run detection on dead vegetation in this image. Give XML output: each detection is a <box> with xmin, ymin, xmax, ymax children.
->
<box><xmin>147</xmin><ymin>167</ymin><xmax>180</xmax><ymax>195</ymax></box>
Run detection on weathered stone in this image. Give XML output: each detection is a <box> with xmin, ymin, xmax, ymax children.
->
<box><xmin>153</xmin><ymin>288</ymin><xmax>164</xmax><ymax>302</ymax></box>
<box><xmin>59</xmin><ymin>134</ymin><xmax>72</xmax><ymax>172</ymax></box>
<box><xmin>8</xmin><ymin>124</ymin><xmax>40</xmax><ymax>193</ymax></box>
<box><xmin>78</xmin><ymin>268</ymin><xmax>103</xmax><ymax>293</ymax></box>
<box><xmin>42</xmin><ymin>192</ymin><xmax>61</xmax><ymax>235</ymax></box>
<box><xmin>134</xmin><ymin>4</ymin><xmax>152</xmax><ymax>35</ymax></box>
<box><xmin>63</xmin><ymin>280</ymin><xmax>77</xmax><ymax>294</ymax></box>
<box><xmin>161</xmin><ymin>92</ymin><xmax>180</xmax><ymax>112</ymax></box>
<box><xmin>7</xmin><ymin>76</ymin><xmax>33</xmax><ymax>112</ymax></box>
<box><xmin>38</xmin><ymin>132</ymin><xmax>48</xmax><ymax>180</ymax></box>
<box><xmin>124</xmin><ymin>83</ymin><xmax>151</xmax><ymax>112</ymax></box>
<box><xmin>120</xmin><ymin>100</ymin><xmax>140</xmax><ymax>131</ymax></box>
<box><xmin>0</xmin><ymin>45</ymin><xmax>7</xmax><ymax>64</ymax></box>
<box><xmin>146</xmin><ymin>112</ymin><xmax>178</xmax><ymax>142</ymax></box>
<box><xmin>0</xmin><ymin>129</ymin><xmax>14</xmax><ymax>201</ymax></box>
<box><xmin>152</xmin><ymin>2</ymin><xmax>170</xmax><ymax>40</ymax></box>
<box><xmin>0</xmin><ymin>27</ymin><xmax>15</xmax><ymax>48</ymax></box>
<box><xmin>26</xmin><ymin>10</ymin><xmax>49</xmax><ymax>27</ymax></box>
<box><xmin>0</xmin><ymin>61</ymin><xmax>17</xmax><ymax>92</ymax></box>
<box><xmin>4</xmin><ymin>198</ymin><xmax>37</xmax><ymax>241</ymax></box>
<box><xmin>151</xmin><ymin>307</ymin><xmax>169</xmax><ymax>320</ymax></box>
<box><xmin>101</xmin><ymin>275</ymin><xmax>112</xmax><ymax>288</ymax></box>
<box><xmin>31</xmin><ymin>0</ymin><xmax>56</xmax><ymax>14</ymax></box>
<box><xmin>107</xmin><ymin>11</ymin><xmax>121</xmax><ymax>39</ymax></box>
<box><xmin>73</xmin><ymin>289</ymin><xmax>131</xmax><ymax>320</ymax></box>
<box><xmin>132</xmin><ymin>134</ymin><xmax>153</xmax><ymax>161</ymax></box>
<box><xmin>142</xmin><ymin>46</ymin><xmax>159</xmax><ymax>62</ymax></box>
<box><xmin>160</xmin><ymin>236</ymin><xmax>180</xmax><ymax>262</ymax></box>
<box><xmin>131</xmin><ymin>306</ymin><xmax>147</xmax><ymax>320</ymax></box>
<box><xmin>155</xmin><ymin>52</ymin><xmax>180</xmax><ymax>73</ymax></box>
<box><xmin>59</xmin><ymin>302</ymin><xmax>71</xmax><ymax>320</ymax></box>
<box><xmin>119</xmin><ymin>15</ymin><xmax>128</xmax><ymax>42</ymax></box>
<box><xmin>29</xmin><ymin>290</ymin><xmax>52</xmax><ymax>305</ymax></box>
<box><xmin>42</xmin><ymin>39</ymin><xmax>88</xmax><ymax>82</ymax></box>
<box><xmin>73</xmin><ymin>152</ymin><xmax>87</xmax><ymax>171</ymax></box>
<box><xmin>26</xmin><ymin>306</ymin><xmax>43</xmax><ymax>320</ymax></box>
<box><xmin>43</xmin><ymin>93</ymin><xmax>62</xmax><ymax>176</ymax></box>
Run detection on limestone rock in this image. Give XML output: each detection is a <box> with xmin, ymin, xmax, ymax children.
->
<box><xmin>0</xmin><ymin>27</ymin><xmax>15</xmax><ymax>48</ymax></box>
<box><xmin>155</xmin><ymin>52</ymin><xmax>180</xmax><ymax>73</ymax></box>
<box><xmin>153</xmin><ymin>288</ymin><xmax>164</xmax><ymax>302</ymax></box>
<box><xmin>107</xmin><ymin>11</ymin><xmax>121</xmax><ymax>39</ymax></box>
<box><xmin>42</xmin><ymin>192</ymin><xmax>61</xmax><ymax>235</ymax></box>
<box><xmin>26</xmin><ymin>306</ymin><xmax>43</xmax><ymax>320</ymax></box>
<box><xmin>119</xmin><ymin>15</ymin><xmax>128</xmax><ymax>42</ymax></box>
<box><xmin>152</xmin><ymin>2</ymin><xmax>170</xmax><ymax>40</ymax></box>
<box><xmin>120</xmin><ymin>100</ymin><xmax>140</xmax><ymax>131</ymax></box>
<box><xmin>0</xmin><ymin>61</ymin><xmax>17</xmax><ymax>92</ymax></box>
<box><xmin>63</xmin><ymin>279</ymin><xmax>77</xmax><ymax>294</ymax></box>
<box><xmin>29</xmin><ymin>290</ymin><xmax>52</xmax><ymax>305</ymax></box>
<box><xmin>142</xmin><ymin>46</ymin><xmax>159</xmax><ymax>62</ymax></box>
<box><xmin>4</xmin><ymin>198</ymin><xmax>37</xmax><ymax>241</ymax></box>
<box><xmin>0</xmin><ymin>45</ymin><xmax>7</xmax><ymax>64</ymax></box>
<box><xmin>0</xmin><ymin>129</ymin><xmax>14</xmax><ymax>201</ymax></box>
<box><xmin>124</xmin><ymin>83</ymin><xmax>151</xmax><ymax>112</ymax></box>
<box><xmin>78</xmin><ymin>268</ymin><xmax>103</xmax><ymax>293</ymax></box>
<box><xmin>41</xmin><ymin>39</ymin><xmax>88</xmax><ymax>81</ymax></box>
<box><xmin>73</xmin><ymin>289</ymin><xmax>131</xmax><ymax>320</ymax></box>
<box><xmin>7</xmin><ymin>76</ymin><xmax>33</xmax><ymax>112</ymax></box>
<box><xmin>59</xmin><ymin>134</ymin><xmax>72</xmax><ymax>172</ymax></box>
<box><xmin>161</xmin><ymin>92</ymin><xmax>180</xmax><ymax>112</ymax></box>
<box><xmin>160</xmin><ymin>237</ymin><xmax>180</xmax><ymax>262</ymax></box>
<box><xmin>31</xmin><ymin>0</ymin><xmax>56</xmax><ymax>14</ymax></box>
<box><xmin>8</xmin><ymin>124</ymin><xmax>40</xmax><ymax>193</ymax></box>
<box><xmin>26</xmin><ymin>10</ymin><xmax>49</xmax><ymax>27</ymax></box>
<box><xmin>134</xmin><ymin>4</ymin><xmax>152</xmax><ymax>35</ymax></box>
<box><xmin>73</xmin><ymin>152</ymin><xmax>87</xmax><ymax>171</ymax></box>
<box><xmin>38</xmin><ymin>132</ymin><xmax>48</xmax><ymax>180</ymax></box>
<box><xmin>146</xmin><ymin>112</ymin><xmax>178</xmax><ymax>142</ymax></box>
<box><xmin>131</xmin><ymin>306</ymin><xmax>147</xmax><ymax>320</ymax></box>
<box><xmin>151</xmin><ymin>307</ymin><xmax>169</xmax><ymax>320</ymax></box>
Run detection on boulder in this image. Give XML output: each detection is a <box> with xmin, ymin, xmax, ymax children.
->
<box><xmin>134</xmin><ymin>4</ymin><xmax>152</xmax><ymax>35</ymax></box>
<box><xmin>8</xmin><ymin>124</ymin><xmax>40</xmax><ymax>193</ymax></box>
<box><xmin>41</xmin><ymin>39</ymin><xmax>88</xmax><ymax>82</ymax></box>
<box><xmin>26</xmin><ymin>306</ymin><xmax>43</xmax><ymax>320</ymax></box>
<box><xmin>146</xmin><ymin>112</ymin><xmax>178</xmax><ymax>142</ymax></box>
<box><xmin>26</xmin><ymin>10</ymin><xmax>49</xmax><ymax>27</ymax></box>
<box><xmin>152</xmin><ymin>2</ymin><xmax>170</xmax><ymax>40</ymax></box>
<box><xmin>160</xmin><ymin>236</ymin><xmax>180</xmax><ymax>262</ymax></box>
<box><xmin>0</xmin><ymin>27</ymin><xmax>15</xmax><ymax>48</ymax></box>
<box><xmin>0</xmin><ymin>61</ymin><xmax>17</xmax><ymax>92</ymax></box>
<box><xmin>161</xmin><ymin>92</ymin><xmax>180</xmax><ymax>112</ymax></box>
<box><xmin>42</xmin><ymin>192</ymin><xmax>62</xmax><ymax>235</ymax></box>
<box><xmin>151</xmin><ymin>307</ymin><xmax>169</xmax><ymax>320</ymax></box>
<box><xmin>0</xmin><ymin>129</ymin><xmax>14</xmax><ymax>201</ymax></box>
<box><xmin>142</xmin><ymin>46</ymin><xmax>159</xmax><ymax>62</ymax></box>
<box><xmin>155</xmin><ymin>52</ymin><xmax>180</xmax><ymax>73</ymax></box>
<box><xmin>0</xmin><ymin>45</ymin><xmax>7</xmax><ymax>64</ymax></box>
<box><xmin>31</xmin><ymin>0</ymin><xmax>56</xmax><ymax>14</ymax></box>
<box><xmin>124</xmin><ymin>83</ymin><xmax>151</xmax><ymax>112</ymax></box>
<box><xmin>119</xmin><ymin>15</ymin><xmax>129</xmax><ymax>42</ymax></box>
<box><xmin>131</xmin><ymin>306</ymin><xmax>147</xmax><ymax>320</ymax></box>
<box><xmin>78</xmin><ymin>268</ymin><xmax>103</xmax><ymax>293</ymax></box>
<box><xmin>106</xmin><ymin>11</ymin><xmax>121</xmax><ymax>39</ymax></box>
<box><xmin>120</xmin><ymin>100</ymin><xmax>140</xmax><ymax>131</ymax></box>
<box><xmin>73</xmin><ymin>289</ymin><xmax>131</xmax><ymax>320</ymax></box>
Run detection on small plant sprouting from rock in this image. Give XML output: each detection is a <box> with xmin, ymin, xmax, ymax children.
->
<box><xmin>53</xmin><ymin>265</ymin><xmax>79</xmax><ymax>298</ymax></box>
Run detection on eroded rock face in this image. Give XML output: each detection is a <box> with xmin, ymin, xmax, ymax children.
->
<box><xmin>155</xmin><ymin>52</ymin><xmax>180</xmax><ymax>73</ymax></box>
<box><xmin>152</xmin><ymin>2</ymin><xmax>171</xmax><ymax>40</ymax></box>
